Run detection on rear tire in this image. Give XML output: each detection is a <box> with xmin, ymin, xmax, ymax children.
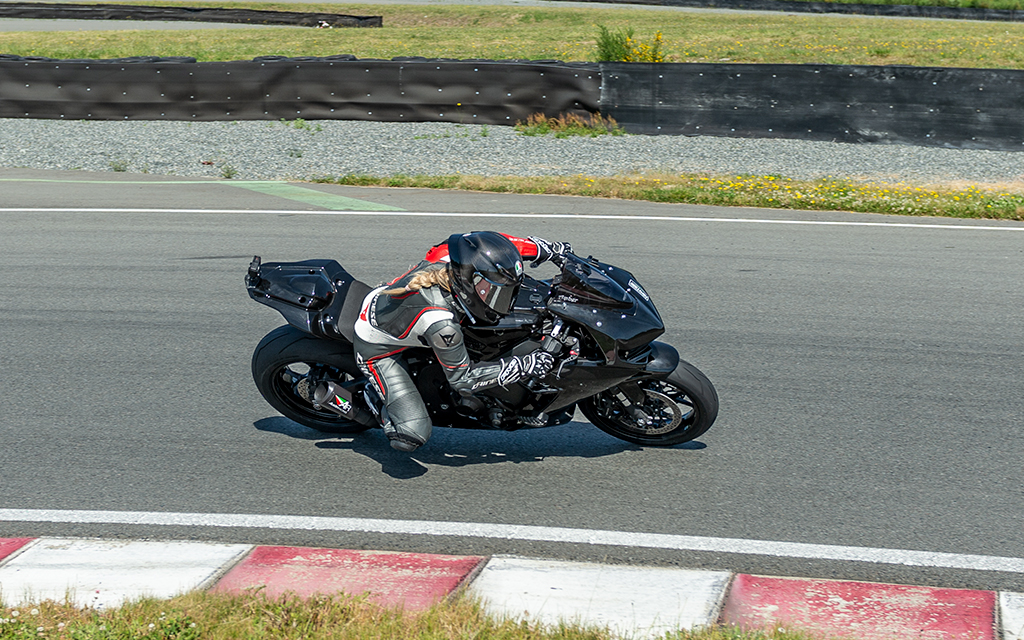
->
<box><xmin>579</xmin><ymin>360</ymin><xmax>718</xmax><ymax>446</ymax></box>
<box><xmin>251</xmin><ymin>325</ymin><xmax>371</xmax><ymax>434</ymax></box>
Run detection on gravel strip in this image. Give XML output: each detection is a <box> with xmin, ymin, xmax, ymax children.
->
<box><xmin>1</xmin><ymin>118</ymin><xmax>1022</xmax><ymax>184</ymax></box>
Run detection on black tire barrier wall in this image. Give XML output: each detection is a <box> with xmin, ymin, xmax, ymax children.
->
<box><xmin>3</xmin><ymin>56</ymin><xmax>1024</xmax><ymax>150</ymax></box>
<box><xmin>0</xmin><ymin>3</ymin><xmax>382</xmax><ymax>27</ymax></box>
<box><xmin>547</xmin><ymin>0</ymin><xmax>1024</xmax><ymax>22</ymax></box>
<box><xmin>0</xmin><ymin>57</ymin><xmax>601</xmax><ymax>123</ymax></box>
<box><xmin>599</xmin><ymin>62</ymin><xmax>1024</xmax><ymax>150</ymax></box>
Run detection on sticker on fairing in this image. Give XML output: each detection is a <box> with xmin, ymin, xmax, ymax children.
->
<box><xmin>628</xmin><ymin>279</ymin><xmax>650</xmax><ymax>301</ymax></box>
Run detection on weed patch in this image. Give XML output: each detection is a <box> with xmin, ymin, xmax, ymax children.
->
<box><xmin>280</xmin><ymin>118</ymin><xmax>322</xmax><ymax>133</ymax></box>
<box><xmin>515</xmin><ymin>113</ymin><xmax>625</xmax><ymax>138</ymax></box>
<box><xmin>412</xmin><ymin>125</ymin><xmax>490</xmax><ymax>140</ymax></box>
<box><xmin>595</xmin><ymin>25</ymin><xmax>665</xmax><ymax>62</ymax></box>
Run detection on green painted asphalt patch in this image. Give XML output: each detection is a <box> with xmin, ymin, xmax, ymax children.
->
<box><xmin>0</xmin><ymin>178</ymin><xmax>404</xmax><ymax>211</ymax></box>
<box><xmin>226</xmin><ymin>181</ymin><xmax>404</xmax><ymax>211</ymax></box>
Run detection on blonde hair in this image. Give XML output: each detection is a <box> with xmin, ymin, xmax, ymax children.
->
<box><xmin>383</xmin><ymin>265</ymin><xmax>451</xmax><ymax>295</ymax></box>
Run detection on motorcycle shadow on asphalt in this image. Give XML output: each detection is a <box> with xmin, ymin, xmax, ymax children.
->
<box><xmin>254</xmin><ymin>416</ymin><xmax>706</xmax><ymax>479</ymax></box>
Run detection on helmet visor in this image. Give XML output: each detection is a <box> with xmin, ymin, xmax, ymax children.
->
<box><xmin>472</xmin><ymin>273</ymin><xmax>518</xmax><ymax>316</ymax></box>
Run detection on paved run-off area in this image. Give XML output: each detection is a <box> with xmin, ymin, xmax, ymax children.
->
<box><xmin>0</xmin><ymin>537</ymin><xmax>1021</xmax><ymax>640</ymax></box>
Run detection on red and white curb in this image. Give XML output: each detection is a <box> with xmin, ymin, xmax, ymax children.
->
<box><xmin>0</xmin><ymin>538</ymin><xmax>250</xmax><ymax>609</ymax></box>
<box><xmin>1</xmin><ymin>537</ymin><xmax>1022</xmax><ymax>640</ymax></box>
<box><xmin>1004</xmin><ymin>592</ymin><xmax>1024</xmax><ymax>640</ymax></box>
<box><xmin>211</xmin><ymin>545</ymin><xmax>484</xmax><ymax>611</ymax></box>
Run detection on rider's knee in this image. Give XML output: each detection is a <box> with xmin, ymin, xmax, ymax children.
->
<box><xmin>386</xmin><ymin>417</ymin><xmax>432</xmax><ymax>451</ymax></box>
<box><xmin>383</xmin><ymin>392</ymin><xmax>433</xmax><ymax>452</ymax></box>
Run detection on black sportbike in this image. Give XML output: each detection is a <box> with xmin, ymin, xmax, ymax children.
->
<box><xmin>245</xmin><ymin>251</ymin><xmax>718</xmax><ymax>446</ymax></box>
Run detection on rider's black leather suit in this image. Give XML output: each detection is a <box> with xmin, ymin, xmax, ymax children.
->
<box><xmin>353</xmin><ymin>261</ymin><xmax>511</xmax><ymax>451</ymax></box>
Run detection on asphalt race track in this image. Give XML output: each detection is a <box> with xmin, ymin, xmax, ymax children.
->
<box><xmin>1</xmin><ymin>168</ymin><xmax>1022</xmax><ymax>592</ymax></box>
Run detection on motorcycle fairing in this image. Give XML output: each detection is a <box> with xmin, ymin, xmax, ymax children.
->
<box><xmin>547</xmin><ymin>255</ymin><xmax>665</xmax><ymax>363</ymax></box>
<box><xmin>533</xmin><ymin>341</ymin><xmax>678</xmax><ymax>412</ymax></box>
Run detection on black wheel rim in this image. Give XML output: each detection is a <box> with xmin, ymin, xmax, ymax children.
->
<box><xmin>270</xmin><ymin>361</ymin><xmax>352</xmax><ymax>424</ymax></box>
<box><xmin>596</xmin><ymin>379</ymin><xmax>698</xmax><ymax>437</ymax></box>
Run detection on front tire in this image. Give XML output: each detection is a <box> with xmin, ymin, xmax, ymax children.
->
<box><xmin>251</xmin><ymin>325</ymin><xmax>371</xmax><ymax>434</ymax></box>
<box><xmin>579</xmin><ymin>360</ymin><xmax>718</xmax><ymax>446</ymax></box>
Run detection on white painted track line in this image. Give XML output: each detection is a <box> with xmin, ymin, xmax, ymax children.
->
<box><xmin>1003</xmin><ymin>592</ymin><xmax>1024</xmax><ymax>640</ymax></box>
<box><xmin>1</xmin><ymin>208</ymin><xmax>1024</xmax><ymax>231</ymax></box>
<box><xmin>469</xmin><ymin>556</ymin><xmax>730</xmax><ymax>638</ymax></box>
<box><xmin>0</xmin><ymin>538</ymin><xmax>251</xmax><ymax>608</ymax></box>
<box><xmin>2</xmin><ymin>509</ymin><xmax>1024</xmax><ymax>574</ymax></box>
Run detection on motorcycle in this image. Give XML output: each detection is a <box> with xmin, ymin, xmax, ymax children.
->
<box><xmin>244</xmin><ymin>250</ymin><xmax>718</xmax><ymax>447</ymax></box>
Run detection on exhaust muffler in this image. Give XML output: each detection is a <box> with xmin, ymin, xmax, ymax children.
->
<box><xmin>313</xmin><ymin>381</ymin><xmax>376</xmax><ymax>427</ymax></box>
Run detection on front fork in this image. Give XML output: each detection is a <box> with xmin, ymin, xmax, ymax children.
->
<box><xmin>609</xmin><ymin>382</ymin><xmax>655</xmax><ymax>427</ymax></box>
<box><xmin>598</xmin><ymin>341</ymin><xmax>681</xmax><ymax>427</ymax></box>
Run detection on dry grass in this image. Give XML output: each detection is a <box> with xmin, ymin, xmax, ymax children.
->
<box><xmin>313</xmin><ymin>172</ymin><xmax>1024</xmax><ymax>220</ymax></box>
<box><xmin>0</xmin><ymin>592</ymin><xmax>606</xmax><ymax>640</ymax></box>
<box><xmin>514</xmin><ymin>113</ymin><xmax>625</xmax><ymax>138</ymax></box>
<box><xmin>0</xmin><ymin>591</ymin><xmax>828</xmax><ymax>640</ymax></box>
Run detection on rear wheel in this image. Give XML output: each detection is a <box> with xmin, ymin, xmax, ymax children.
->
<box><xmin>251</xmin><ymin>325</ymin><xmax>371</xmax><ymax>434</ymax></box>
<box><xmin>579</xmin><ymin>360</ymin><xmax>718</xmax><ymax>446</ymax></box>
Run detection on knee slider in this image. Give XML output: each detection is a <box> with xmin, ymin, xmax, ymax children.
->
<box><xmin>388</xmin><ymin>418</ymin><xmax>431</xmax><ymax>451</ymax></box>
<box><xmin>388</xmin><ymin>433</ymin><xmax>424</xmax><ymax>452</ymax></box>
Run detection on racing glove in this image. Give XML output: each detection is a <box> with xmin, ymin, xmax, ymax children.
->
<box><xmin>496</xmin><ymin>350</ymin><xmax>555</xmax><ymax>386</ymax></box>
<box><xmin>528</xmin><ymin>236</ymin><xmax>572</xmax><ymax>267</ymax></box>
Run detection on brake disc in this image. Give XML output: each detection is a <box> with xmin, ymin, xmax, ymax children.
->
<box><xmin>295</xmin><ymin>377</ymin><xmax>315</xmax><ymax>403</ymax></box>
<box><xmin>633</xmin><ymin>389</ymin><xmax>682</xmax><ymax>434</ymax></box>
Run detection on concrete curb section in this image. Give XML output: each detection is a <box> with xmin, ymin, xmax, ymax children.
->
<box><xmin>1</xmin><ymin>537</ymin><xmax>1021</xmax><ymax>640</ymax></box>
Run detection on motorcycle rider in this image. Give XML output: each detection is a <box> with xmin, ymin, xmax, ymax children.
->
<box><xmin>353</xmin><ymin>231</ymin><xmax>572</xmax><ymax>452</ymax></box>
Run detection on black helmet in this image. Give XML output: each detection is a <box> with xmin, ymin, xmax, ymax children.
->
<box><xmin>447</xmin><ymin>231</ymin><xmax>524</xmax><ymax>324</ymax></box>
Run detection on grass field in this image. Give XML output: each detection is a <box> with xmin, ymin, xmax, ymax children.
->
<box><xmin>5</xmin><ymin>2</ymin><xmax>1024</xmax><ymax>68</ymax></box>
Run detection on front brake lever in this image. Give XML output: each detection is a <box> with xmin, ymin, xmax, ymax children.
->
<box><xmin>553</xmin><ymin>336</ymin><xmax>579</xmax><ymax>379</ymax></box>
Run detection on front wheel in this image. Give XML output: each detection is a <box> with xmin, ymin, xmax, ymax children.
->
<box><xmin>579</xmin><ymin>360</ymin><xmax>718</xmax><ymax>446</ymax></box>
<box><xmin>252</xmin><ymin>325</ymin><xmax>371</xmax><ymax>434</ymax></box>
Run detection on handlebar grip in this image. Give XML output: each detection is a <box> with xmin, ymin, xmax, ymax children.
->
<box><xmin>540</xmin><ymin>334</ymin><xmax>563</xmax><ymax>355</ymax></box>
<box><xmin>523</xmin><ymin>340</ymin><xmax>561</xmax><ymax>391</ymax></box>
